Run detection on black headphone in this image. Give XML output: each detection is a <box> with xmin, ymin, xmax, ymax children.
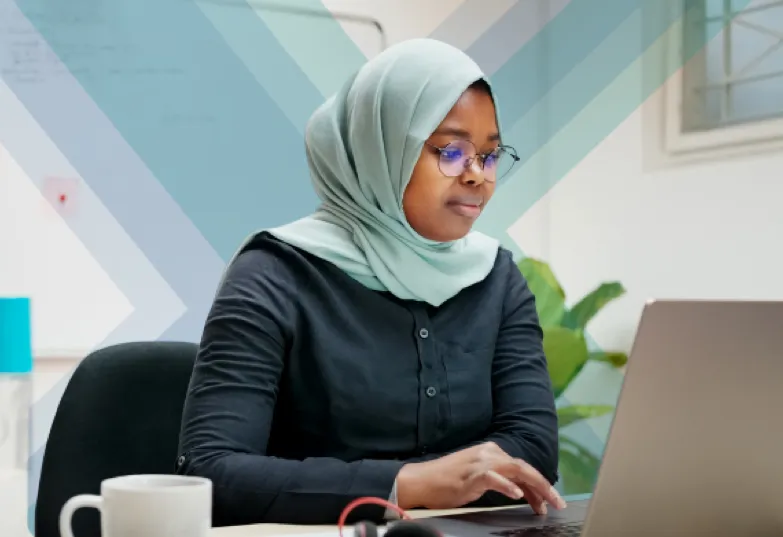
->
<box><xmin>354</xmin><ymin>519</ymin><xmax>442</xmax><ymax>537</ymax></box>
<box><xmin>339</xmin><ymin>497</ymin><xmax>443</xmax><ymax>537</ymax></box>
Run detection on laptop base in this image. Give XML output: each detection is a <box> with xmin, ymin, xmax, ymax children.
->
<box><xmin>426</xmin><ymin>499</ymin><xmax>590</xmax><ymax>537</ymax></box>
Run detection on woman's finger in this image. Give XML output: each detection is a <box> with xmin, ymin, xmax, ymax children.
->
<box><xmin>488</xmin><ymin>460</ymin><xmax>547</xmax><ymax>514</ymax></box>
<box><xmin>499</xmin><ymin>459</ymin><xmax>567</xmax><ymax>510</ymax></box>
<box><xmin>520</xmin><ymin>484</ymin><xmax>547</xmax><ymax>515</ymax></box>
<box><xmin>475</xmin><ymin>469</ymin><xmax>524</xmax><ymax>501</ymax></box>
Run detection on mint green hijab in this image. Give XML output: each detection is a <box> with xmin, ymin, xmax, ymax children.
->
<box><xmin>232</xmin><ymin>38</ymin><xmax>501</xmax><ymax>307</ymax></box>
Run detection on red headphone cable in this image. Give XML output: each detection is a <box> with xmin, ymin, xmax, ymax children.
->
<box><xmin>338</xmin><ymin>497</ymin><xmax>412</xmax><ymax>537</ymax></box>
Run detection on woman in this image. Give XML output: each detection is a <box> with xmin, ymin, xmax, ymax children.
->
<box><xmin>175</xmin><ymin>38</ymin><xmax>565</xmax><ymax>527</ymax></box>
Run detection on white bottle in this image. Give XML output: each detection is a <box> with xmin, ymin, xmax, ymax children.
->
<box><xmin>0</xmin><ymin>297</ymin><xmax>33</xmax><ymax>471</ymax></box>
<box><xmin>0</xmin><ymin>375</ymin><xmax>31</xmax><ymax>470</ymax></box>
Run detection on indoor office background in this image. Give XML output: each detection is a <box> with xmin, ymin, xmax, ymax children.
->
<box><xmin>1</xmin><ymin>0</ymin><xmax>782</xmax><ymax>534</ymax></box>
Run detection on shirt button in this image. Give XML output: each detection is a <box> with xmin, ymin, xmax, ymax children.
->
<box><xmin>426</xmin><ymin>386</ymin><xmax>437</xmax><ymax>397</ymax></box>
<box><xmin>177</xmin><ymin>455</ymin><xmax>185</xmax><ymax>467</ymax></box>
<box><xmin>419</xmin><ymin>328</ymin><xmax>429</xmax><ymax>339</ymax></box>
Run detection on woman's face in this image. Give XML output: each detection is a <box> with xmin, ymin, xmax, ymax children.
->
<box><xmin>402</xmin><ymin>83</ymin><xmax>499</xmax><ymax>242</ymax></box>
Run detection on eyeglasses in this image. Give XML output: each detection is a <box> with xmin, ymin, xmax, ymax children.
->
<box><xmin>425</xmin><ymin>139</ymin><xmax>520</xmax><ymax>183</ymax></box>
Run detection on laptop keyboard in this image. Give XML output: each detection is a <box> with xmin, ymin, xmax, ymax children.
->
<box><xmin>490</xmin><ymin>522</ymin><xmax>583</xmax><ymax>536</ymax></box>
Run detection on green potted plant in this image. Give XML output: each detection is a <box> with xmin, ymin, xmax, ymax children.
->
<box><xmin>517</xmin><ymin>257</ymin><xmax>628</xmax><ymax>495</ymax></box>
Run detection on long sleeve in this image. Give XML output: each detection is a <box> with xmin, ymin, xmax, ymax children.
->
<box><xmin>482</xmin><ymin>265</ymin><xmax>560</xmax><ymax>482</ymax></box>
<box><xmin>404</xmin><ymin>265</ymin><xmax>560</xmax><ymax>498</ymax></box>
<box><xmin>175</xmin><ymin>249</ymin><xmax>403</xmax><ymax>526</ymax></box>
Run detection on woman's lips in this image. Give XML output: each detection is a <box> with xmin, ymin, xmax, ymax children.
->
<box><xmin>446</xmin><ymin>194</ymin><xmax>484</xmax><ymax>218</ymax></box>
<box><xmin>447</xmin><ymin>202</ymin><xmax>482</xmax><ymax>218</ymax></box>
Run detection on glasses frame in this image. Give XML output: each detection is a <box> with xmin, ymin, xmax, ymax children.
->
<box><xmin>424</xmin><ymin>140</ymin><xmax>520</xmax><ymax>182</ymax></box>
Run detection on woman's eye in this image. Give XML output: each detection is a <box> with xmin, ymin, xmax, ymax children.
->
<box><xmin>441</xmin><ymin>148</ymin><xmax>464</xmax><ymax>161</ymax></box>
<box><xmin>483</xmin><ymin>153</ymin><xmax>498</xmax><ymax>166</ymax></box>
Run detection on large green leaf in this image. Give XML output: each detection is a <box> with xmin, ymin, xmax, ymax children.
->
<box><xmin>558</xmin><ymin>437</ymin><xmax>602</xmax><ymax>495</ymax></box>
<box><xmin>588</xmin><ymin>350</ymin><xmax>628</xmax><ymax>368</ymax></box>
<box><xmin>517</xmin><ymin>257</ymin><xmax>566</xmax><ymax>327</ymax></box>
<box><xmin>543</xmin><ymin>326</ymin><xmax>589</xmax><ymax>398</ymax></box>
<box><xmin>562</xmin><ymin>282</ymin><xmax>625</xmax><ymax>330</ymax></box>
<box><xmin>557</xmin><ymin>404</ymin><xmax>615</xmax><ymax>428</ymax></box>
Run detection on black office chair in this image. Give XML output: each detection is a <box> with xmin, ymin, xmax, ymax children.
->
<box><xmin>34</xmin><ymin>341</ymin><xmax>198</xmax><ymax>537</ymax></box>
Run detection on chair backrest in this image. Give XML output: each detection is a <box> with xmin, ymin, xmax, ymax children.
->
<box><xmin>34</xmin><ymin>341</ymin><xmax>198</xmax><ymax>537</ymax></box>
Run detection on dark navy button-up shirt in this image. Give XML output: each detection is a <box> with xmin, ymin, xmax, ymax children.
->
<box><xmin>176</xmin><ymin>232</ymin><xmax>559</xmax><ymax>526</ymax></box>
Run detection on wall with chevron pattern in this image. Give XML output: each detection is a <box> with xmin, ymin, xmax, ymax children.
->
<box><xmin>2</xmin><ymin>0</ymin><xmax>782</xmax><ymax>532</ymax></box>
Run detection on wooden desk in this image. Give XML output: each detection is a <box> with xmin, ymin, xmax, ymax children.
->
<box><xmin>210</xmin><ymin>506</ymin><xmax>514</xmax><ymax>537</ymax></box>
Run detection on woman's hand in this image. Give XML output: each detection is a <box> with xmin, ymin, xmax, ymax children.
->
<box><xmin>395</xmin><ymin>442</ymin><xmax>566</xmax><ymax>515</ymax></box>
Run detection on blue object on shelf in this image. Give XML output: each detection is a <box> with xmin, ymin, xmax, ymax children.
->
<box><xmin>0</xmin><ymin>297</ymin><xmax>33</xmax><ymax>374</ymax></box>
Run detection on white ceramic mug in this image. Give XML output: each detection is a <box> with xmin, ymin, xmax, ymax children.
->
<box><xmin>59</xmin><ymin>474</ymin><xmax>212</xmax><ymax>537</ymax></box>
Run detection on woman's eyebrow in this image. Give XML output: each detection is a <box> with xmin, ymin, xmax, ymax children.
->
<box><xmin>432</xmin><ymin>127</ymin><xmax>500</xmax><ymax>141</ymax></box>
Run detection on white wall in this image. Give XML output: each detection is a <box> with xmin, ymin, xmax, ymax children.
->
<box><xmin>0</xmin><ymin>141</ymin><xmax>133</xmax><ymax>358</ymax></box>
<box><xmin>0</xmin><ymin>80</ymin><xmax>186</xmax><ymax>359</ymax></box>
<box><xmin>513</xmin><ymin>83</ymin><xmax>783</xmax><ymax>355</ymax></box>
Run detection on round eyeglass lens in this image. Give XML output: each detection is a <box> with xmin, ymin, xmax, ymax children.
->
<box><xmin>437</xmin><ymin>140</ymin><xmax>517</xmax><ymax>183</ymax></box>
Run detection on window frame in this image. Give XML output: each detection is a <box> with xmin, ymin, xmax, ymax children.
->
<box><xmin>661</xmin><ymin>0</ymin><xmax>783</xmax><ymax>157</ymax></box>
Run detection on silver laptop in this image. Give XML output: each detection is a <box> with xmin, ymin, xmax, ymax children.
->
<box><xmin>426</xmin><ymin>299</ymin><xmax>783</xmax><ymax>537</ymax></box>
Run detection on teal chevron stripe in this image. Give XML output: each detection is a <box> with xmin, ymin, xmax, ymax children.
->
<box><xmin>15</xmin><ymin>0</ymin><xmax>325</xmax><ymax>260</ymax></box>
<box><xmin>488</xmin><ymin>0</ymin><xmax>646</xmax><ymax>131</ymax></box>
<box><xmin>460</xmin><ymin>0</ymin><xmax>572</xmax><ymax>76</ymax></box>
<box><xmin>195</xmin><ymin>0</ymin><xmax>333</xmax><ymax>133</ymax></box>
<box><xmin>427</xmin><ymin>0</ymin><xmax>518</xmax><ymax>52</ymax></box>
<box><xmin>247</xmin><ymin>0</ymin><xmax>367</xmax><ymax>97</ymax></box>
<box><xmin>476</xmin><ymin>0</ymin><xmax>749</xmax><ymax>253</ymax></box>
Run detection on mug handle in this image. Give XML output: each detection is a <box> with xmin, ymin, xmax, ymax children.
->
<box><xmin>59</xmin><ymin>494</ymin><xmax>103</xmax><ymax>537</ymax></box>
